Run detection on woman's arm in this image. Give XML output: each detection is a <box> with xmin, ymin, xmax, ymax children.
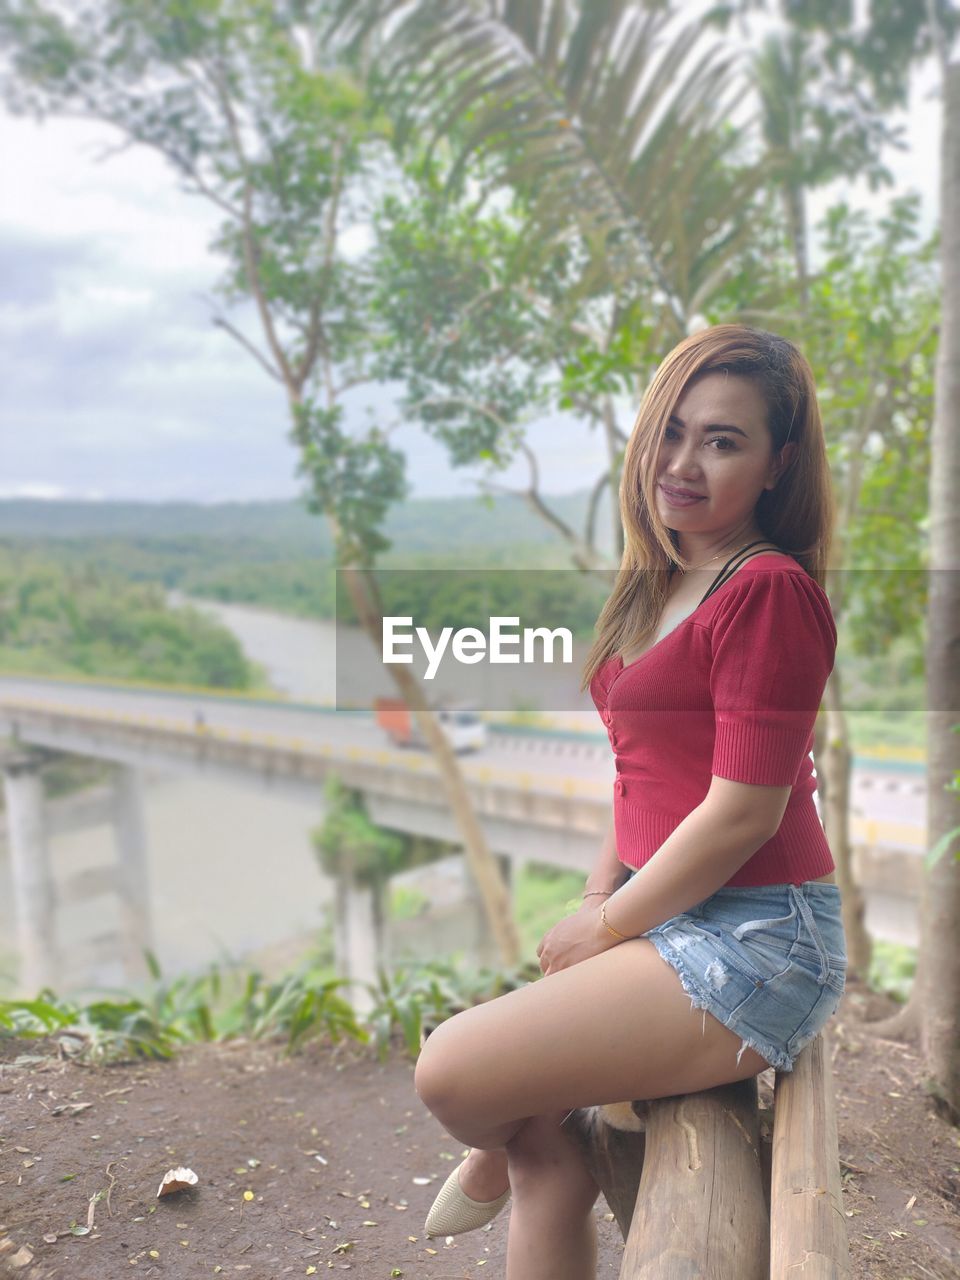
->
<box><xmin>598</xmin><ymin>775</ymin><xmax>791</xmax><ymax>940</ymax></box>
<box><xmin>581</xmin><ymin>813</ymin><xmax>631</xmax><ymax>900</ymax></box>
<box><xmin>536</xmin><ymin>778</ymin><xmax>788</xmax><ymax>975</ymax></box>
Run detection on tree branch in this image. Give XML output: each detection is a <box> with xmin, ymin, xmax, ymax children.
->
<box><xmin>211</xmin><ymin>315</ymin><xmax>284</xmax><ymax>382</ymax></box>
<box><xmin>206</xmin><ymin>61</ymin><xmax>297</xmax><ymax>394</ymax></box>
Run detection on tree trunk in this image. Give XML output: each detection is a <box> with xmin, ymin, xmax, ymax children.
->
<box><xmin>919</xmin><ymin>56</ymin><xmax>960</xmax><ymax>1121</ymax></box>
<box><xmin>339</xmin><ymin>565</ymin><xmax>521</xmax><ymax>967</ymax></box>
<box><xmin>821</xmin><ymin>667</ymin><xmax>871</xmax><ymax>978</ymax></box>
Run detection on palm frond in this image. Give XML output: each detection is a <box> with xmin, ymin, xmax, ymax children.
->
<box><xmin>327</xmin><ymin>0</ymin><xmax>766</xmax><ymax>330</ymax></box>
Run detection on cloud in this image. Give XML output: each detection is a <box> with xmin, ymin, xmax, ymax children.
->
<box><xmin>0</xmin><ymin>55</ymin><xmax>942</xmax><ymax>505</ymax></box>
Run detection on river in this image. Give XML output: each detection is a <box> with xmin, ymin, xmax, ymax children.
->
<box><xmin>0</xmin><ymin>599</ymin><xmax>342</xmax><ymax>997</ymax></box>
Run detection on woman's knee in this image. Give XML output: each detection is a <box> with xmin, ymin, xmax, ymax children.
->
<box><xmin>414</xmin><ymin>1016</ymin><xmax>474</xmax><ymax>1121</ymax></box>
<box><xmin>506</xmin><ymin>1115</ymin><xmax>599</xmax><ymax>1212</ymax></box>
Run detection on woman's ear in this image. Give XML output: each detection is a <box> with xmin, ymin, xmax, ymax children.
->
<box><xmin>766</xmin><ymin>441</ymin><xmax>798</xmax><ymax>490</ymax></box>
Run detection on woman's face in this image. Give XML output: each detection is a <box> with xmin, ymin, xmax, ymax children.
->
<box><xmin>653</xmin><ymin>371</ymin><xmax>791</xmax><ymax>544</ymax></box>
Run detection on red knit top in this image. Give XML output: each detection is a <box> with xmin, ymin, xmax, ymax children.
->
<box><xmin>589</xmin><ymin>554</ymin><xmax>837</xmax><ymax>887</ymax></box>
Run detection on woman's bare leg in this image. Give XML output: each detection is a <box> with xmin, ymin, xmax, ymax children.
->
<box><xmin>414</xmin><ymin>937</ymin><xmax>769</xmax><ymax>1152</ymax></box>
<box><xmin>457</xmin><ymin>1145</ymin><xmax>508</xmax><ymax>1200</ymax></box>
<box><xmin>504</xmin><ymin>1111</ymin><xmax>600</xmax><ymax>1280</ymax></box>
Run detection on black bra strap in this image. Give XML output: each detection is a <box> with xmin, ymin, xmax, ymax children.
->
<box><xmin>696</xmin><ymin>540</ymin><xmax>785</xmax><ymax>607</ymax></box>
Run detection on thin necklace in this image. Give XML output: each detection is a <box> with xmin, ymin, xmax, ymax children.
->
<box><xmin>674</xmin><ymin>537</ymin><xmax>752</xmax><ymax>574</ymax></box>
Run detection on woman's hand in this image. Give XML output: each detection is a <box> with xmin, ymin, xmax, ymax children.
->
<box><xmin>536</xmin><ymin>902</ymin><xmax>620</xmax><ymax>976</ymax></box>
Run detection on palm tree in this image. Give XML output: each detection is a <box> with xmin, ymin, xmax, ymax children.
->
<box><xmin>331</xmin><ymin>0</ymin><xmax>770</xmax><ymax>337</ymax></box>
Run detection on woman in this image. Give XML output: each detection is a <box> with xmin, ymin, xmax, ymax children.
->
<box><xmin>415</xmin><ymin>324</ymin><xmax>848</xmax><ymax>1280</ymax></box>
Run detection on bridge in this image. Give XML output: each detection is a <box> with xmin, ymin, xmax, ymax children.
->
<box><xmin>0</xmin><ymin>676</ymin><xmax>927</xmax><ymax>1003</ymax></box>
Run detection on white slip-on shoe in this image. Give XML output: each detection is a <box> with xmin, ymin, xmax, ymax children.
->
<box><xmin>424</xmin><ymin>1159</ymin><xmax>511</xmax><ymax>1238</ymax></box>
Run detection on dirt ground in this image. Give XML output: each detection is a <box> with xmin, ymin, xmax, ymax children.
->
<box><xmin>0</xmin><ymin>974</ymin><xmax>957</xmax><ymax>1280</ymax></box>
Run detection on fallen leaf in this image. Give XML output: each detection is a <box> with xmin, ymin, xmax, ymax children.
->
<box><xmin>51</xmin><ymin>1102</ymin><xmax>93</xmax><ymax>1117</ymax></box>
<box><xmin>157</xmin><ymin>1167</ymin><xmax>199</xmax><ymax>1198</ymax></box>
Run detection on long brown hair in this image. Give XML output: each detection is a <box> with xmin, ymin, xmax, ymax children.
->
<box><xmin>581</xmin><ymin>324</ymin><xmax>835</xmax><ymax>691</ymax></box>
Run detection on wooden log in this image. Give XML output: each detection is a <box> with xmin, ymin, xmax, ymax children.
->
<box><xmin>770</xmin><ymin>1031</ymin><xmax>849</xmax><ymax>1278</ymax></box>
<box><xmin>621</xmin><ymin>1078</ymin><xmax>768</xmax><ymax>1280</ymax></box>
<box><xmin>561</xmin><ymin>1102</ymin><xmax>648</xmax><ymax>1237</ymax></box>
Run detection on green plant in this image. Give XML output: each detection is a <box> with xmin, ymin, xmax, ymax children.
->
<box><xmin>363</xmin><ymin>958</ymin><xmax>539</xmax><ymax>1062</ymax></box>
<box><xmin>867</xmin><ymin>940</ymin><xmax>917</xmax><ymax>1005</ymax></box>
<box><xmin>214</xmin><ymin>967</ymin><xmax>364</xmax><ymax>1051</ymax></box>
<box><xmin>0</xmin><ymin>990</ymin><xmax>184</xmax><ymax>1063</ymax></box>
<box><xmin>389</xmin><ymin>884</ymin><xmax>430</xmax><ymax>921</ymax></box>
<box><xmin>0</xmin><ymin>950</ymin><xmax>366</xmax><ymax>1063</ymax></box>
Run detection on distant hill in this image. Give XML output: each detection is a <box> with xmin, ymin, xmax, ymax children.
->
<box><xmin>0</xmin><ymin>494</ymin><xmax>616</xmax><ymax>619</ymax></box>
<box><xmin>0</xmin><ymin>492</ymin><xmax>615</xmax><ymax>561</ymax></box>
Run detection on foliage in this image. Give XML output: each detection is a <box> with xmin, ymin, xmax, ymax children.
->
<box><xmin>867</xmin><ymin>939</ymin><xmax>917</xmax><ymax>1006</ymax></box>
<box><xmin>335</xmin><ymin>0</ymin><xmax>767</xmax><ymax>332</ymax></box>
<box><xmin>0</xmin><ymin>0</ymin><xmax>409</xmax><ymax>568</ymax></box>
<box><xmin>0</xmin><ymin>952</ymin><xmax>366</xmax><ymax>1063</ymax></box>
<box><xmin>0</xmin><ymin>545</ymin><xmax>255</xmax><ymax>687</ymax></box>
<box><xmin>312</xmin><ymin>775</ymin><xmax>456</xmax><ymax>888</ymax></box>
<box><xmin>363</xmin><ymin>958</ymin><xmax>539</xmax><ymax>1062</ymax></box>
<box><xmin>0</xmin><ymin>989</ymin><xmax>186</xmax><ymax>1063</ymax></box>
<box><xmin>0</xmin><ymin>948</ymin><xmax>542</xmax><ymax>1065</ymax></box>
<box><xmin>313</xmin><ymin>775</ymin><xmax>407</xmax><ymax>887</ymax></box>
<box><xmin>335</xmin><ymin>564</ymin><xmax>609</xmax><ymax>638</ymax></box>
<box><xmin>513</xmin><ymin>862</ymin><xmax>587</xmax><ymax>956</ymax></box>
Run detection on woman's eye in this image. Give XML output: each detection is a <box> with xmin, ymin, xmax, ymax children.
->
<box><xmin>665</xmin><ymin>426</ymin><xmax>735</xmax><ymax>450</ymax></box>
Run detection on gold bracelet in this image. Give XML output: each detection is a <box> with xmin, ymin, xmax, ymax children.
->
<box><xmin>600</xmin><ymin>898</ymin><xmax>631</xmax><ymax>942</ymax></box>
<box><xmin>582</xmin><ymin>890</ymin><xmax>613</xmax><ymax>900</ymax></box>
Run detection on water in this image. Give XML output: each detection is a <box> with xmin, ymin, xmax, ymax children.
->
<box><xmin>0</xmin><ymin>597</ymin><xmax>340</xmax><ymax>996</ymax></box>
<box><xmin>169</xmin><ymin>593</ymin><xmax>338</xmax><ymax>705</ymax></box>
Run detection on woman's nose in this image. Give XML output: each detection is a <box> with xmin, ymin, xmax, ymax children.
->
<box><xmin>662</xmin><ymin>437</ymin><xmax>701</xmax><ymax>476</ymax></box>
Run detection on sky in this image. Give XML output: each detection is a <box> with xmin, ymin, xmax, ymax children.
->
<box><xmin>0</xmin><ymin>30</ymin><xmax>943</xmax><ymax>506</ymax></box>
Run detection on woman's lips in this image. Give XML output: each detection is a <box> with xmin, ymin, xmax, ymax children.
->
<box><xmin>659</xmin><ymin>483</ymin><xmax>706</xmax><ymax>508</ymax></box>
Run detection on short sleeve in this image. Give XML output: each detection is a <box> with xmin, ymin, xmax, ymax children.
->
<box><xmin>709</xmin><ymin>571</ymin><xmax>837</xmax><ymax>786</ymax></box>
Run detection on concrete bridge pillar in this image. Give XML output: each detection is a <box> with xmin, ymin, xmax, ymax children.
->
<box><xmin>333</xmin><ymin>870</ymin><xmax>383</xmax><ymax>1020</ymax></box>
<box><xmin>2</xmin><ymin>754</ymin><xmax>58</xmax><ymax>994</ymax></box>
<box><xmin>112</xmin><ymin>765</ymin><xmax>154</xmax><ymax>981</ymax></box>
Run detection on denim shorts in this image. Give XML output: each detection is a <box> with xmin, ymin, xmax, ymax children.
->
<box><xmin>640</xmin><ymin>879</ymin><xmax>847</xmax><ymax>1072</ymax></box>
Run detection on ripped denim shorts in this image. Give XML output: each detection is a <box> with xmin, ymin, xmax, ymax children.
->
<box><xmin>640</xmin><ymin>879</ymin><xmax>848</xmax><ymax>1072</ymax></box>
